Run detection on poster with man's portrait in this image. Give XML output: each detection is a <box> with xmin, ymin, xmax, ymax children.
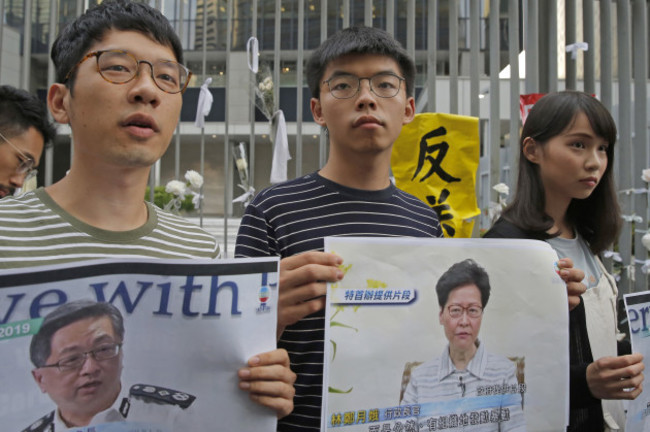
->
<box><xmin>0</xmin><ymin>258</ymin><xmax>279</xmax><ymax>432</ymax></box>
<box><xmin>322</xmin><ymin>237</ymin><xmax>569</xmax><ymax>432</ymax></box>
<box><xmin>624</xmin><ymin>291</ymin><xmax>650</xmax><ymax>432</ymax></box>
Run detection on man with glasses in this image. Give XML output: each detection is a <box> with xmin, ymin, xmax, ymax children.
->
<box><xmin>401</xmin><ymin>259</ymin><xmax>526</xmax><ymax>431</ymax></box>
<box><xmin>0</xmin><ymin>0</ymin><xmax>214</xmax><ymax>266</ymax></box>
<box><xmin>27</xmin><ymin>300</ymin><xmax>197</xmax><ymax>431</ymax></box>
<box><xmin>0</xmin><ymin>85</ymin><xmax>56</xmax><ymax>198</ymax></box>
<box><xmin>0</xmin><ymin>0</ymin><xmax>295</xmax><ymax>423</ymax></box>
<box><xmin>235</xmin><ymin>26</ymin><xmax>443</xmax><ymax>431</ymax></box>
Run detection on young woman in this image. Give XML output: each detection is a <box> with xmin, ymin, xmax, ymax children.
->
<box><xmin>485</xmin><ymin>91</ymin><xmax>644</xmax><ymax>431</ymax></box>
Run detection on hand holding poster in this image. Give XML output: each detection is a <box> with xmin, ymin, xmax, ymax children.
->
<box><xmin>322</xmin><ymin>237</ymin><xmax>570</xmax><ymax>432</ymax></box>
<box><xmin>624</xmin><ymin>291</ymin><xmax>650</xmax><ymax>431</ymax></box>
<box><xmin>0</xmin><ymin>258</ymin><xmax>280</xmax><ymax>432</ymax></box>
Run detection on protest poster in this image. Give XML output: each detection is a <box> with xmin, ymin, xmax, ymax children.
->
<box><xmin>391</xmin><ymin>113</ymin><xmax>480</xmax><ymax>238</ymax></box>
<box><xmin>624</xmin><ymin>291</ymin><xmax>650</xmax><ymax>431</ymax></box>
<box><xmin>322</xmin><ymin>237</ymin><xmax>569</xmax><ymax>432</ymax></box>
<box><xmin>0</xmin><ymin>258</ymin><xmax>279</xmax><ymax>432</ymax></box>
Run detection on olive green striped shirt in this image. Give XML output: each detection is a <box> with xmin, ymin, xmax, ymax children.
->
<box><xmin>0</xmin><ymin>188</ymin><xmax>220</xmax><ymax>269</ymax></box>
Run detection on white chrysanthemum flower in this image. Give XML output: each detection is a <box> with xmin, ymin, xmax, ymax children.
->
<box><xmin>642</xmin><ymin>168</ymin><xmax>650</xmax><ymax>183</ymax></box>
<box><xmin>642</xmin><ymin>233</ymin><xmax>650</xmax><ymax>251</ymax></box>
<box><xmin>185</xmin><ymin>170</ymin><xmax>204</xmax><ymax>189</ymax></box>
<box><xmin>492</xmin><ymin>183</ymin><xmax>510</xmax><ymax>196</ymax></box>
<box><xmin>165</xmin><ymin>180</ymin><xmax>187</xmax><ymax>197</ymax></box>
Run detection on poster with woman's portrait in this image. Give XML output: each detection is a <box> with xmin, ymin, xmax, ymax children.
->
<box><xmin>322</xmin><ymin>237</ymin><xmax>569</xmax><ymax>432</ymax></box>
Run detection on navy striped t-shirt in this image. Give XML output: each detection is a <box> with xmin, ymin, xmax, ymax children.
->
<box><xmin>235</xmin><ymin>172</ymin><xmax>442</xmax><ymax>431</ymax></box>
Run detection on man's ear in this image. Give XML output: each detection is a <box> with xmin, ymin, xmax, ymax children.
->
<box><xmin>48</xmin><ymin>83</ymin><xmax>71</xmax><ymax>125</ymax></box>
<box><xmin>439</xmin><ymin>308</ymin><xmax>444</xmax><ymax>325</ymax></box>
<box><xmin>522</xmin><ymin>137</ymin><xmax>540</xmax><ymax>164</ymax></box>
<box><xmin>31</xmin><ymin>369</ymin><xmax>47</xmax><ymax>393</ymax></box>
<box><xmin>310</xmin><ymin>97</ymin><xmax>326</xmax><ymax>127</ymax></box>
<box><xmin>403</xmin><ymin>96</ymin><xmax>415</xmax><ymax>125</ymax></box>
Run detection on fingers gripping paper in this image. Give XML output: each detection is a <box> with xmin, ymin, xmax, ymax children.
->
<box><xmin>391</xmin><ymin>113</ymin><xmax>480</xmax><ymax>238</ymax></box>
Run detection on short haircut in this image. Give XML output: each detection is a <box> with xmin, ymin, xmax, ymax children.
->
<box><xmin>435</xmin><ymin>259</ymin><xmax>491</xmax><ymax>309</ymax></box>
<box><xmin>501</xmin><ymin>91</ymin><xmax>620</xmax><ymax>254</ymax></box>
<box><xmin>0</xmin><ymin>85</ymin><xmax>56</xmax><ymax>146</ymax></box>
<box><xmin>30</xmin><ymin>300</ymin><xmax>125</xmax><ymax>368</ymax></box>
<box><xmin>306</xmin><ymin>26</ymin><xmax>416</xmax><ymax>99</ymax></box>
<box><xmin>51</xmin><ymin>0</ymin><xmax>183</xmax><ymax>90</ymax></box>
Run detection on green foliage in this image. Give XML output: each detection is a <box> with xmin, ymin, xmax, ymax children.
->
<box><xmin>145</xmin><ymin>186</ymin><xmax>195</xmax><ymax>212</ymax></box>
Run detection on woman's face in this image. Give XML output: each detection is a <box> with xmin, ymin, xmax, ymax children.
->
<box><xmin>524</xmin><ymin>112</ymin><xmax>609</xmax><ymax>206</ymax></box>
<box><xmin>439</xmin><ymin>284</ymin><xmax>483</xmax><ymax>353</ymax></box>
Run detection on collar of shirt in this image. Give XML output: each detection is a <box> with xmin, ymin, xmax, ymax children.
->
<box><xmin>54</xmin><ymin>383</ymin><xmax>126</xmax><ymax>429</ymax></box>
<box><xmin>437</xmin><ymin>340</ymin><xmax>487</xmax><ymax>382</ymax></box>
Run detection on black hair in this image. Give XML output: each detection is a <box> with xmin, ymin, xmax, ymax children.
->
<box><xmin>306</xmin><ymin>26</ymin><xmax>416</xmax><ymax>99</ymax></box>
<box><xmin>30</xmin><ymin>300</ymin><xmax>125</xmax><ymax>368</ymax></box>
<box><xmin>436</xmin><ymin>259</ymin><xmax>491</xmax><ymax>308</ymax></box>
<box><xmin>0</xmin><ymin>85</ymin><xmax>56</xmax><ymax>145</ymax></box>
<box><xmin>501</xmin><ymin>90</ymin><xmax>620</xmax><ymax>254</ymax></box>
<box><xmin>51</xmin><ymin>0</ymin><xmax>183</xmax><ymax>89</ymax></box>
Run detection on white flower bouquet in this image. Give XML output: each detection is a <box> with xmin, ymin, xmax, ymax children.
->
<box><xmin>254</xmin><ymin>64</ymin><xmax>276</xmax><ymax>121</ymax></box>
<box><xmin>248</xmin><ymin>43</ymin><xmax>290</xmax><ymax>183</ymax></box>
<box><xmin>485</xmin><ymin>183</ymin><xmax>510</xmax><ymax>225</ymax></box>
<box><xmin>161</xmin><ymin>170</ymin><xmax>204</xmax><ymax>213</ymax></box>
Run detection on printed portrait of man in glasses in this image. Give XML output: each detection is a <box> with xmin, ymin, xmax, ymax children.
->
<box><xmin>25</xmin><ymin>300</ymin><xmax>195</xmax><ymax>432</ymax></box>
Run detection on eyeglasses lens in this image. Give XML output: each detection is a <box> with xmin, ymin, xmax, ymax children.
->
<box><xmin>97</xmin><ymin>51</ymin><xmax>188</xmax><ymax>94</ymax></box>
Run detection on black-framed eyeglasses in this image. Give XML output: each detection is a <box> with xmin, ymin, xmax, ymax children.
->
<box><xmin>0</xmin><ymin>130</ymin><xmax>37</xmax><ymax>181</ymax></box>
<box><xmin>323</xmin><ymin>72</ymin><xmax>405</xmax><ymax>99</ymax></box>
<box><xmin>64</xmin><ymin>49</ymin><xmax>192</xmax><ymax>94</ymax></box>
<box><xmin>447</xmin><ymin>305</ymin><xmax>483</xmax><ymax>319</ymax></box>
<box><xmin>38</xmin><ymin>342</ymin><xmax>122</xmax><ymax>372</ymax></box>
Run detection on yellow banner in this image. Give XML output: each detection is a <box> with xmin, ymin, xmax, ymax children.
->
<box><xmin>391</xmin><ymin>113</ymin><xmax>480</xmax><ymax>238</ymax></box>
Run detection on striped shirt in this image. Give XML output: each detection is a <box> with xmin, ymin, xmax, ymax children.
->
<box><xmin>402</xmin><ymin>342</ymin><xmax>526</xmax><ymax>431</ymax></box>
<box><xmin>235</xmin><ymin>172</ymin><xmax>442</xmax><ymax>431</ymax></box>
<box><xmin>0</xmin><ymin>188</ymin><xmax>220</xmax><ymax>269</ymax></box>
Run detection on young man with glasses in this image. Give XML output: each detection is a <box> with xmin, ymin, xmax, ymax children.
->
<box><xmin>235</xmin><ymin>26</ymin><xmax>443</xmax><ymax>431</ymax></box>
<box><xmin>28</xmin><ymin>300</ymin><xmax>198</xmax><ymax>430</ymax></box>
<box><xmin>0</xmin><ymin>85</ymin><xmax>56</xmax><ymax>198</ymax></box>
<box><xmin>0</xmin><ymin>0</ymin><xmax>295</xmax><ymax>423</ymax></box>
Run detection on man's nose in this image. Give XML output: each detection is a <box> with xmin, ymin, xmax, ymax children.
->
<box><xmin>356</xmin><ymin>78</ymin><xmax>377</xmax><ymax>107</ymax></box>
<box><xmin>128</xmin><ymin>61</ymin><xmax>161</xmax><ymax>106</ymax></box>
<box><xmin>79</xmin><ymin>354</ymin><xmax>101</xmax><ymax>374</ymax></box>
<box><xmin>9</xmin><ymin>171</ymin><xmax>26</xmax><ymax>188</ymax></box>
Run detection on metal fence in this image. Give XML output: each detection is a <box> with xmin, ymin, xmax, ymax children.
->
<box><xmin>226</xmin><ymin>0</ymin><xmax>650</xmax><ymax>290</ymax></box>
<box><xmin>4</xmin><ymin>0</ymin><xmax>650</xmax><ymax>288</ymax></box>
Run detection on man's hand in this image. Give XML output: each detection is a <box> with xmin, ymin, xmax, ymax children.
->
<box><xmin>277</xmin><ymin>251</ymin><xmax>343</xmax><ymax>339</ymax></box>
<box><xmin>586</xmin><ymin>353</ymin><xmax>644</xmax><ymax>400</ymax></box>
<box><xmin>238</xmin><ymin>349</ymin><xmax>297</xmax><ymax>418</ymax></box>
<box><xmin>556</xmin><ymin>258</ymin><xmax>586</xmax><ymax>311</ymax></box>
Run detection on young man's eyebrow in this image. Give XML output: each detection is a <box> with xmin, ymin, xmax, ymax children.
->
<box><xmin>100</xmin><ymin>47</ymin><xmax>178</xmax><ymax>63</ymax></box>
<box><xmin>325</xmin><ymin>69</ymin><xmax>400</xmax><ymax>80</ymax></box>
<box><xmin>22</xmin><ymin>151</ymin><xmax>37</xmax><ymax>163</ymax></box>
<box><xmin>324</xmin><ymin>70</ymin><xmax>355</xmax><ymax>80</ymax></box>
